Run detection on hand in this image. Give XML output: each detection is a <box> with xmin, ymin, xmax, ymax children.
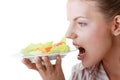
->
<box><xmin>22</xmin><ymin>55</ymin><xmax>65</xmax><ymax>80</ymax></box>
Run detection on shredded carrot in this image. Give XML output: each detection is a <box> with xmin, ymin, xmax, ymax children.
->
<box><xmin>40</xmin><ymin>46</ymin><xmax>52</xmax><ymax>53</ymax></box>
<box><xmin>34</xmin><ymin>41</ymin><xmax>66</xmax><ymax>54</ymax></box>
<box><xmin>53</xmin><ymin>42</ymin><xmax>65</xmax><ymax>46</ymax></box>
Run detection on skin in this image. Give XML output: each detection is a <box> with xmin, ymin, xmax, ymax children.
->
<box><xmin>66</xmin><ymin>0</ymin><xmax>113</xmax><ymax>68</ymax></box>
<box><xmin>22</xmin><ymin>55</ymin><xmax>65</xmax><ymax>80</ymax></box>
<box><xmin>22</xmin><ymin>0</ymin><xmax>120</xmax><ymax>80</ymax></box>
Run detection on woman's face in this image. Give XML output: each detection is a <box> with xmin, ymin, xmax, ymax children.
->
<box><xmin>66</xmin><ymin>0</ymin><xmax>113</xmax><ymax>68</ymax></box>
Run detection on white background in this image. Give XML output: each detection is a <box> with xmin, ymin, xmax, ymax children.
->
<box><xmin>0</xmin><ymin>0</ymin><xmax>79</xmax><ymax>80</ymax></box>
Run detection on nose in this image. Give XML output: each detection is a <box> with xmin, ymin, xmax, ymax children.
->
<box><xmin>65</xmin><ymin>26</ymin><xmax>77</xmax><ymax>39</ymax></box>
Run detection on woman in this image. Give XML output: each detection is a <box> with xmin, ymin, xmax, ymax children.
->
<box><xmin>22</xmin><ymin>0</ymin><xmax>120</xmax><ymax>80</ymax></box>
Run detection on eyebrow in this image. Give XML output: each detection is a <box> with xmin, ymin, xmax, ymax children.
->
<box><xmin>67</xmin><ymin>16</ymin><xmax>88</xmax><ymax>21</ymax></box>
<box><xmin>74</xmin><ymin>16</ymin><xmax>88</xmax><ymax>21</ymax></box>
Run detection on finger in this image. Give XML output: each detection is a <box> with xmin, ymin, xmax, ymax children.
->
<box><xmin>55</xmin><ymin>55</ymin><xmax>62</xmax><ymax>68</ymax></box>
<box><xmin>35</xmin><ymin>57</ymin><xmax>45</xmax><ymax>71</ymax></box>
<box><xmin>42</xmin><ymin>56</ymin><xmax>53</xmax><ymax>72</ymax></box>
<box><xmin>22</xmin><ymin>58</ymin><xmax>37</xmax><ymax>70</ymax></box>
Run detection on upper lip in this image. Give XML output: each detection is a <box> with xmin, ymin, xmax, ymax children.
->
<box><xmin>73</xmin><ymin>42</ymin><xmax>86</xmax><ymax>53</ymax></box>
<box><xmin>73</xmin><ymin>42</ymin><xmax>81</xmax><ymax>48</ymax></box>
<box><xmin>73</xmin><ymin>42</ymin><xmax>81</xmax><ymax>47</ymax></box>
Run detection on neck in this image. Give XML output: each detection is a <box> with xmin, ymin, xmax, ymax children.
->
<box><xmin>102</xmin><ymin>36</ymin><xmax>120</xmax><ymax>80</ymax></box>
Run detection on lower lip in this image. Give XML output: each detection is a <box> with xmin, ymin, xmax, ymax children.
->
<box><xmin>77</xmin><ymin>53</ymin><xmax>84</xmax><ymax>60</ymax></box>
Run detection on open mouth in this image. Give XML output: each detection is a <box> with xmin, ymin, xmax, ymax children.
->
<box><xmin>78</xmin><ymin>47</ymin><xmax>86</xmax><ymax>54</ymax></box>
<box><xmin>77</xmin><ymin>47</ymin><xmax>86</xmax><ymax>60</ymax></box>
<box><xmin>73</xmin><ymin>42</ymin><xmax>86</xmax><ymax>60</ymax></box>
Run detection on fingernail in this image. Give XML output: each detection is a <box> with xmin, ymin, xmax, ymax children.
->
<box><xmin>35</xmin><ymin>57</ymin><xmax>40</xmax><ymax>62</ymax></box>
<box><xmin>56</xmin><ymin>55</ymin><xmax>61</xmax><ymax>59</ymax></box>
<box><xmin>22</xmin><ymin>58</ymin><xmax>26</xmax><ymax>63</ymax></box>
<box><xmin>42</xmin><ymin>56</ymin><xmax>46</xmax><ymax>61</ymax></box>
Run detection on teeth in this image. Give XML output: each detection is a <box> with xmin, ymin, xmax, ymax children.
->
<box><xmin>80</xmin><ymin>52</ymin><xmax>84</xmax><ymax>54</ymax></box>
<box><xmin>75</xmin><ymin>46</ymin><xmax>79</xmax><ymax>48</ymax></box>
<box><xmin>74</xmin><ymin>45</ymin><xmax>86</xmax><ymax>54</ymax></box>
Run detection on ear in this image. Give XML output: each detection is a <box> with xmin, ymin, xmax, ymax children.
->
<box><xmin>112</xmin><ymin>15</ymin><xmax>120</xmax><ymax>36</ymax></box>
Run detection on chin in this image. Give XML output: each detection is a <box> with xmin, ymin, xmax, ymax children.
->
<box><xmin>82</xmin><ymin>58</ymin><xmax>102</xmax><ymax>69</ymax></box>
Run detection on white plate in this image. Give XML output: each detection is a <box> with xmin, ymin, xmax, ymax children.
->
<box><xmin>19</xmin><ymin>48</ymin><xmax>77</xmax><ymax>63</ymax></box>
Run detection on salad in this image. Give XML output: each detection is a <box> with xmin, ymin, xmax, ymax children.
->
<box><xmin>21</xmin><ymin>37</ymin><xmax>70</xmax><ymax>56</ymax></box>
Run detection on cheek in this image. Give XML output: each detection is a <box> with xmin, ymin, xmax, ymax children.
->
<box><xmin>82</xmin><ymin>28</ymin><xmax>113</xmax><ymax>67</ymax></box>
<box><xmin>84</xmin><ymin>27</ymin><xmax>112</xmax><ymax>52</ymax></box>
